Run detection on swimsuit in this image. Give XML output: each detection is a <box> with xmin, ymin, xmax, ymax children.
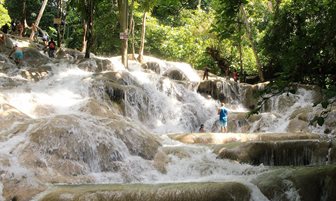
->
<box><xmin>15</xmin><ymin>50</ymin><xmax>23</xmax><ymax>60</ymax></box>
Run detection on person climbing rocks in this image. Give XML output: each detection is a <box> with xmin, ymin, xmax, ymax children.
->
<box><xmin>28</xmin><ymin>22</ymin><xmax>38</xmax><ymax>41</ymax></box>
<box><xmin>48</xmin><ymin>38</ymin><xmax>56</xmax><ymax>58</ymax></box>
<box><xmin>199</xmin><ymin>124</ymin><xmax>206</xmax><ymax>133</ymax></box>
<box><xmin>16</xmin><ymin>21</ymin><xmax>24</xmax><ymax>37</ymax></box>
<box><xmin>8</xmin><ymin>43</ymin><xmax>24</xmax><ymax>66</ymax></box>
<box><xmin>203</xmin><ymin>66</ymin><xmax>209</xmax><ymax>80</ymax></box>
<box><xmin>233</xmin><ymin>69</ymin><xmax>239</xmax><ymax>82</ymax></box>
<box><xmin>217</xmin><ymin>101</ymin><xmax>229</xmax><ymax>133</ymax></box>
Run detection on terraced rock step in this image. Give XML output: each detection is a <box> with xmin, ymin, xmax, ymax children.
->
<box><xmin>36</xmin><ymin>182</ymin><xmax>251</xmax><ymax>201</ymax></box>
<box><xmin>168</xmin><ymin>132</ymin><xmax>321</xmax><ymax>144</ymax></box>
<box><xmin>169</xmin><ymin>133</ymin><xmax>336</xmax><ymax>166</ymax></box>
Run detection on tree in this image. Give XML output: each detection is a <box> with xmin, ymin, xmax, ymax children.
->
<box><xmin>240</xmin><ymin>4</ymin><xmax>264</xmax><ymax>81</ymax></box>
<box><xmin>262</xmin><ymin>0</ymin><xmax>336</xmax><ymax>88</ymax></box>
<box><xmin>212</xmin><ymin>0</ymin><xmax>266</xmax><ymax>81</ymax></box>
<box><xmin>69</xmin><ymin>0</ymin><xmax>98</xmax><ymax>58</ymax></box>
<box><xmin>29</xmin><ymin>0</ymin><xmax>48</xmax><ymax>41</ymax></box>
<box><xmin>118</xmin><ymin>0</ymin><xmax>128</xmax><ymax>66</ymax></box>
<box><xmin>137</xmin><ymin>0</ymin><xmax>157</xmax><ymax>63</ymax></box>
<box><xmin>0</xmin><ymin>0</ymin><xmax>11</xmax><ymax>27</ymax></box>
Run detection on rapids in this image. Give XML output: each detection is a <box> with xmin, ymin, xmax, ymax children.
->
<box><xmin>0</xmin><ymin>38</ymin><xmax>335</xmax><ymax>201</ymax></box>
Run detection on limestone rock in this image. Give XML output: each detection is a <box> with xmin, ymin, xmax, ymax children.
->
<box><xmin>253</xmin><ymin>165</ymin><xmax>336</xmax><ymax>201</ymax></box>
<box><xmin>39</xmin><ymin>182</ymin><xmax>251</xmax><ymax>201</ymax></box>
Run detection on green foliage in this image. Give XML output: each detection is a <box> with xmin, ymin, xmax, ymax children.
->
<box><xmin>262</xmin><ymin>0</ymin><xmax>336</xmax><ymax>87</ymax></box>
<box><xmin>0</xmin><ymin>1</ymin><xmax>11</xmax><ymax>27</ymax></box>
<box><xmin>145</xmin><ymin>9</ymin><xmax>216</xmax><ymax>69</ymax></box>
<box><xmin>93</xmin><ymin>0</ymin><xmax>120</xmax><ymax>54</ymax></box>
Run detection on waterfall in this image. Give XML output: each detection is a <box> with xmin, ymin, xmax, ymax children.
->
<box><xmin>1</xmin><ymin>49</ymin><xmax>334</xmax><ymax>201</ymax></box>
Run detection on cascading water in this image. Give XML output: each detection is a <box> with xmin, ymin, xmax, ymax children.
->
<box><xmin>0</xmin><ymin>45</ymin><xmax>335</xmax><ymax>201</ymax></box>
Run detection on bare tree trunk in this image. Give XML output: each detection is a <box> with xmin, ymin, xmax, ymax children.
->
<box><xmin>240</xmin><ymin>5</ymin><xmax>265</xmax><ymax>82</ymax></box>
<box><xmin>82</xmin><ymin>19</ymin><xmax>87</xmax><ymax>53</ymax></box>
<box><xmin>238</xmin><ymin>22</ymin><xmax>243</xmax><ymax>81</ymax></box>
<box><xmin>118</xmin><ymin>0</ymin><xmax>128</xmax><ymax>68</ymax></box>
<box><xmin>85</xmin><ymin>2</ymin><xmax>93</xmax><ymax>59</ymax></box>
<box><xmin>22</xmin><ymin>0</ymin><xmax>27</xmax><ymax>35</ymax></box>
<box><xmin>128</xmin><ymin>0</ymin><xmax>135</xmax><ymax>59</ymax></box>
<box><xmin>197</xmin><ymin>0</ymin><xmax>201</xmax><ymax>9</ymax></box>
<box><xmin>56</xmin><ymin>0</ymin><xmax>62</xmax><ymax>48</ymax></box>
<box><xmin>30</xmin><ymin>0</ymin><xmax>48</xmax><ymax>41</ymax></box>
<box><xmin>138</xmin><ymin>11</ymin><xmax>147</xmax><ymax>63</ymax></box>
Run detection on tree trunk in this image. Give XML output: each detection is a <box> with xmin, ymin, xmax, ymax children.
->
<box><xmin>240</xmin><ymin>5</ymin><xmax>265</xmax><ymax>82</ymax></box>
<box><xmin>85</xmin><ymin>5</ymin><xmax>93</xmax><ymax>59</ymax></box>
<box><xmin>238</xmin><ymin>22</ymin><xmax>243</xmax><ymax>81</ymax></box>
<box><xmin>197</xmin><ymin>0</ymin><xmax>201</xmax><ymax>10</ymax></box>
<box><xmin>56</xmin><ymin>0</ymin><xmax>62</xmax><ymax>48</ymax></box>
<box><xmin>82</xmin><ymin>19</ymin><xmax>87</xmax><ymax>53</ymax></box>
<box><xmin>118</xmin><ymin>0</ymin><xmax>128</xmax><ymax>67</ymax></box>
<box><xmin>22</xmin><ymin>0</ymin><xmax>27</xmax><ymax>32</ymax></box>
<box><xmin>30</xmin><ymin>0</ymin><xmax>48</xmax><ymax>41</ymax></box>
<box><xmin>138</xmin><ymin>11</ymin><xmax>147</xmax><ymax>63</ymax></box>
<box><xmin>128</xmin><ymin>0</ymin><xmax>135</xmax><ymax>59</ymax></box>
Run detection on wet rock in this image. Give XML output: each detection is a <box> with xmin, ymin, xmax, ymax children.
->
<box><xmin>39</xmin><ymin>182</ymin><xmax>251</xmax><ymax>201</ymax></box>
<box><xmin>287</xmin><ymin>118</ymin><xmax>309</xmax><ymax>133</ymax></box>
<box><xmin>95</xmin><ymin>58</ymin><xmax>114</xmax><ymax>72</ymax></box>
<box><xmin>163</xmin><ymin>68</ymin><xmax>187</xmax><ymax>81</ymax></box>
<box><xmin>23</xmin><ymin>47</ymin><xmax>49</xmax><ymax>67</ymax></box>
<box><xmin>253</xmin><ymin>165</ymin><xmax>336</xmax><ymax>201</ymax></box>
<box><xmin>56</xmin><ymin>48</ymin><xmax>85</xmax><ymax>61</ymax></box>
<box><xmin>20</xmin><ymin>65</ymin><xmax>52</xmax><ymax>81</ymax></box>
<box><xmin>197</xmin><ymin>79</ymin><xmax>241</xmax><ymax>102</ymax></box>
<box><xmin>77</xmin><ymin>58</ymin><xmax>98</xmax><ymax>72</ymax></box>
<box><xmin>142</xmin><ymin>61</ymin><xmax>161</xmax><ymax>74</ymax></box>
<box><xmin>216</xmin><ymin>139</ymin><xmax>329</xmax><ymax>166</ymax></box>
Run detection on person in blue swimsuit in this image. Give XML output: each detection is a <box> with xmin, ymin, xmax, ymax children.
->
<box><xmin>218</xmin><ymin>102</ymin><xmax>229</xmax><ymax>133</ymax></box>
<box><xmin>9</xmin><ymin>44</ymin><xmax>24</xmax><ymax>65</ymax></box>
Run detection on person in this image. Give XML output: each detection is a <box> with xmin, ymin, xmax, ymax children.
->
<box><xmin>0</xmin><ymin>33</ymin><xmax>5</xmax><ymax>44</ymax></box>
<box><xmin>203</xmin><ymin>67</ymin><xmax>209</xmax><ymax>80</ymax></box>
<box><xmin>199</xmin><ymin>124</ymin><xmax>206</xmax><ymax>133</ymax></box>
<box><xmin>233</xmin><ymin>69</ymin><xmax>239</xmax><ymax>82</ymax></box>
<box><xmin>42</xmin><ymin>35</ymin><xmax>49</xmax><ymax>53</ymax></box>
<box><xmin>1</xmin><ymin>23</ymin><xmax>9</xmax><ymax>34</ymax></box>
<box><xmin>217</xmin><ymin>102</ymin><xmax>229</xmax><ymax>133</ymax></box>
<box><xmin>28</xmin><ymin>22</ymin><xmax>38</xmax><ymax>41</ymax></box>
<box><xmin>16</xmin><ymin>22</ymin><xmax>24</xmax><ymax>37</ymax></box>
<box><xmin>11</xmin><ymin>21</ymin><xmax>16</xmax><ymax>33</ymax></box>
<box><xmin>48</xmin><ymin>38</ymin><xmax>56</xmax><ymax>58</ymax></box>
<box><xmin>9</xmin><ymin>44</ymin><xmax>24</xmax><ymax>65</ymax></box>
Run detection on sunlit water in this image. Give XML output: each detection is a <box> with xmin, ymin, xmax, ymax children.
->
<box><xmin>0</xmin><ymin>56</ymin><xmax>321</xmax><ymax>201</ymax></box>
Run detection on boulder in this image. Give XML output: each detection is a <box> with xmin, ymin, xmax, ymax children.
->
<box><xmin>253</xmin><ymin>165</ymin><xmax>336</xmax><ymax>201</ymax></box>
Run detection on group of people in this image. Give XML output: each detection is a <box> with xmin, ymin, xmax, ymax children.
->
<box><xmin>8</xmin><ymin>38</ymin><xmax>56</xmax><ymax>66</ymax></box>
<box><xmin>199</xmin><ymin>100</ymin><xmax>229</xmax><ymax>133</ymax></box>
<box><xmin>2</xmin><ymin>21</ymin><xmax>38</xmax><ymax>39</ymax></box>
<box><xmin>202</xmin><ymin>66</ymin><xmax>246</xmax><ymax>82</ymax></box>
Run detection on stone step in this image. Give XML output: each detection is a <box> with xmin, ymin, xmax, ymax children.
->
<box><xmin>168</xmin><ymin>132</ymin><xmax>321</xmax><ymax>145</ymax></box>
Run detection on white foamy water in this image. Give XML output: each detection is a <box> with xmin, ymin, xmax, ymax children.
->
<box><xmin>253</xmin><ymin>88</ymin><xmax>316</xmax><ymax>133</ymax></box>
<box><xmin>1</xmin><ymin>55</ymin><xmax>322</xmax><ymax>201</ymax></box>
<box><xmin>2</xmin><ymin>63</ymin><xmax>92</xmax><ymax>118</ymax></box>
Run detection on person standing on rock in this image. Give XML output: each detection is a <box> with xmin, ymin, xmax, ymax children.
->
<box><xmin>9</xmin><ymin>44</ymin><xmax>24</xmax><ymax>66</ymax></box>
<box><xmin>199</xmin><ymin>124</ymin><xmax>206</xmax><ymax>133</ymax></box>
<box><xmin>203</xmin><ymin>66</ymin><xmax>209</xmax><ymax>80</ymax></box>
<box><xmin>16</xmin><ymin>21</ymin><xmax>24</xmax><ymax>37</ymax></box>
<box><xmin>48</xmin><ymin>38</ymin><xmax>56</xmax><ymax>58</ymax></box>
<box><xmin>27</xmin><ymin>22</ymin><xmax>38</xmax><ymax>41</ymax></box>
<box><xmin>218</xmin><ymin>101</ymin><xmax>229</xmax><ymax>133</ymax></box>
